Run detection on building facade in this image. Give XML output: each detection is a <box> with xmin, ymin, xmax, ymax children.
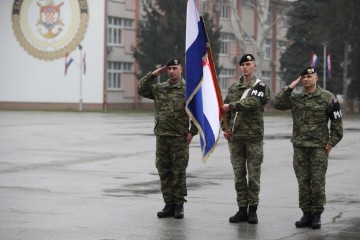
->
<box><xmin>0</xmin><ymin>0</ymin><xmax>289</xmax><ymax>111</ymax></box>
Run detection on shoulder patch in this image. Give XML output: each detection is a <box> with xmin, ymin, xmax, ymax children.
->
<box><xmin>250</xmin><ymin>82</ymin><xmax>266</xmax><ymax>99</ymax></box>
<box><xmin>328</xmin><ymin>98</ymin><xmax>342</xmax><ymax>120</ymax></box>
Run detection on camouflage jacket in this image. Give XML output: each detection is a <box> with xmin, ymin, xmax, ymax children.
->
<box><xmin>222</xmin><ymin>76</ymin><xmax>270</xmax><ymax>141</ymax></box>
<box><xmin>273</xmin><ymin>85</ymin><xmax>343</xmax><ymax>147</ymax></box>
<box><xmin>137</xmin><ymin>72</ymin><xmax>198</xmax><ymax>137</ymax></box>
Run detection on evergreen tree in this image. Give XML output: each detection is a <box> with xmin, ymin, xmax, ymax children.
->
<box><xmin>339</xmin><ymin>0</ymin><xmax>360</xmax><ymax>108</ymax></box>
<box><xmin>280</xmin><ymin>0</ymin><xmax>318</xmax><ymax>84</ymax></box>
<box><xmin>134</xmin><ymin>0</ymin><xmax>220</xmax><ymax>81</ymax></box>
<box><xmin>281</xmin><ymin>0</ymin><xmax>360</xmax><ymax>99</ymax></box>
<box><xmin>348</xmin><ymin>45</ymin><xmax>360</xmax><ymax>100</ymax></box>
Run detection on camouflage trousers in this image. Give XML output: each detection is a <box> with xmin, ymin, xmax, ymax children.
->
<box><xmin>229</xmin><ymin>140</ymin><xmax>263</xmax><ymax>207</ymax></box>
<box><xmin>293</xmin><ymin>146</ymin><xmax>328</xmax><ymax>214</ymax></box>
<box><xmin>156</xmin><ymin>135</ymin><xmax>189</xmax><ymax>204</ymax></box>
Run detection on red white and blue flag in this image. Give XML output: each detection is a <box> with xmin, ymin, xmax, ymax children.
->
<box><xmin>327</xmin><ymin>52</ymin><xmax>332</xmax><ymax>78</ymax></box>
<box><xmin>65</xmin><ymin>53</ymin><xmax>74</xmax><ymax>75</ymax></box>
<box><xmin>185</xmin><ymin>0</ymin><xmax>222</xmax><ymax>162</ymax></box>
<box><xmin>311</xmin><ymin>51</ymin><xmax>318</xmax><ymax>68</ymax></box>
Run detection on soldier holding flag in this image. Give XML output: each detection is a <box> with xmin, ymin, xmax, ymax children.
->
<box><xmin>221</xmin><ymin>54</ymin><xmax>270</xmax><ymax>224</ymax></box>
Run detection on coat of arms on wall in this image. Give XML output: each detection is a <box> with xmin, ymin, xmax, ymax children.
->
<box><xmin>12</xmin><ymin>0</ymin><xmax>89</xmax><ymax>60</ymax></box>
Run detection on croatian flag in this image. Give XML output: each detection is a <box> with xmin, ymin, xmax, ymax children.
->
<box><xmin>311</xmin><ymin>51</ymin><xmax>318</xmax><ymax>68</ymax></box>
<box><xmin>65</xmin><ymin>53</ymin><xmax>74</xmax><ymax>76</ymax></box>
<box><xmin>327</xmin><ymin>53</ymin><xmax>332</xmax><ymax>78</ymax></box>
<box><xmin>186</xmin><ymin>0</ymin><xmax>222</xmax><ymax>162</ymax></box>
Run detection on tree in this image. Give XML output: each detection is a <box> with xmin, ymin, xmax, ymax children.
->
<box><xmin>310</xmin><ymin>0</ymin><xmax>359</xmax><ymax>105</ymax></box>
<box><xmin>134</xmin><ymin>0</ymin><xmax>220</xmax><ymax>81</ymax></box>
<box><xmin>280</xmin><ymin>0</ymin><xmax>319</xmax><ymax>84</ymax></box>
<box><xmin>281</xmin><ymin>0</ymin><xmax>360</xmax><ymax>112</ymax></box>
<box><xmin>228</xmin><ymin>0</ymin><xmax>290</xmax><ymax>71</ymax></box>
<box><xmin>348</xmin><ymin>45</ymin><xmax>360</xmax><ymax>111</ymax></box>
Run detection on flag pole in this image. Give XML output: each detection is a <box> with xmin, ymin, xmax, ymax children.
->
<box><xmin>79</xmin><ymin>45</ymin><xmax>83</xmax><ymax>112</ymax></box>
<box><xmin>201</xmin><ymin>17</ymin><xmax>228</xmax><ymax>130</ymax></box>
<box><xmin>323</xmin><ymin>43</ymin><xmax>326</xmax><ymax>90</ymax></box>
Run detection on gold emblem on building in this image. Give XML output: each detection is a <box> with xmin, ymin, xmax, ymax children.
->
<box><xmin>12</xmin><ymin>0</ymin><xmax>89</xmax><ymax>60</ymax></box>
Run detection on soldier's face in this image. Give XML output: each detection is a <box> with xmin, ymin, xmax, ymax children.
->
<box><xmin>167</xmin><ymin>65</ymin><xmax>182</xmax><ymax>82</ymax></box>
<box><xmin>240</xmin><ymin>61</ymin><xmax>256</xmax><ymax>76</ymax></box>
<box><xmin>301</xmin><ymin>73</ymin><xmax>318</xmax><ymax>88</ymax></box>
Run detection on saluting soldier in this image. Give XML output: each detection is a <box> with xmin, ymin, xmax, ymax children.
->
<box><xmin>221</xmin><ymin>54</ymin><xmax>271</xmax><ymax>224</ymax></box>
<box><xmin>137</xmin><ymin>58</ymin><xmax>198</xmax><ymax>219</ymax></box>
<box><xmin>273</xmin><ymin>66</ymin><xmax>343</xmax><ymax>229</ymax></box>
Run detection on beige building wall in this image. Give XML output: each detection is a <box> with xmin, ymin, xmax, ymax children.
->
<box><xmin>0</xmin><ymin>0</ymin><xmax>289</xmax><ymax>111</ymax></box>
<box><xmin>0</xmin><ymin>0</ymin><xmax>106</xmax><ymax>111</ymax></box>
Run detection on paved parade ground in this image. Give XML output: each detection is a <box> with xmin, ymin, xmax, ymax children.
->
<box><xmin>0</xmin><ymin>111</ymin><xmax>359</xmax><ymax>240</ymax></box>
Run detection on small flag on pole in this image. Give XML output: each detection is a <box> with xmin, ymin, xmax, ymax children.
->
<box><xmin>327</xmin><ymin>52</ymin><xmax>332</xmax><ymax>78</ymax></box>
<box><xmin>185</xmin><ymin>0</ymin><xmax>222</xmax><ymax>162</ymax></box>
<box><xmin>65</xmin><ymin>53</ymin><xmax>74</xmax><ymax>75</ymax></box>
<box><xmin>311</xmin><ymin>51</ymin><xmax>318</xmax><ymax>68</ymax></box>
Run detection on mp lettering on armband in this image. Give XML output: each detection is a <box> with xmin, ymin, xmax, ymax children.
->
<box><xmin>329</xmin><ymin>98</ymin><xmax>342</xmax><ymax>120</ymax></box>
<box><xmin>250</xmin><ymin>81</ymin><xmax>266</xmax><ymax>99</ymax></box>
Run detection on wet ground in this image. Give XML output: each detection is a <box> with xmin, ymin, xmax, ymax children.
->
<box><xmin>0</xmin><ymin>111</ymin><xmax>359</xmax><ymax>240</ymax></box>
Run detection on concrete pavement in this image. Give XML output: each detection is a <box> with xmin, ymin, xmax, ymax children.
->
<box><xmin>0</xmin><ymin>111</ymin><xmax>359</xmax><ymax>240</ymax></box>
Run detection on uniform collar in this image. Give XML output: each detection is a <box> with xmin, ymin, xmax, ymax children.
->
<box><xmin>239</xmin><ymin>76</ymin><xmax>257</xmax><ymax>87</ymax></box>
<box><xmin>300</xmin><ymin>85</ymin><xmax>322</xmax><ymax>97</ymax></box>
<box><xmin>166</xmin><ymin>77</ymin><xmax>185</xmax><ymax>88</ymax></box>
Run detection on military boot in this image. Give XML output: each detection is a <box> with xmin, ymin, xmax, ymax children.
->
<box><xmin>311</xmin><ymin>213</ymin><xmax>321</xmax><ymax>229</ymax></box>
<box><xmin>174</xmin><ymin>203</ymin><xmax>184</xmax><ymax>219</ymax></box>
<box><xmin>229</xmin><ymin>207</ymin><xmax>248</xmax><ymax>223</ymax></box>
<box><xmin>248</xmin><ymin>206</ymin><xmax>258</xmax><ymax>224</ymax></box>
<box><xmin>157</xmin><ymin>204</ymin><xmax>175</xmax><ymax>218</ymax></box>
<box><xmin>295</xmin><ymin>211</ymin><xmax>312</xmax><ymax>228</ymax></box>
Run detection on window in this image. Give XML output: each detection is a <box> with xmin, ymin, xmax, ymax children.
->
<box><xmin>220</xmin><ymin>32</ymin><xmax>235</xmax><ymax>55</ymax></box>
<box><xmin>107</xmin><ymin>62</ymin><xmax>133</xmax><ymax>90</ymax></box>
<box><xmin>280</xmin><ymin>78</ymin><xmax>287</xmax><ymax>89</ymax></box>
<box><xmin>262</xmin><ymin>39</ymin><xmax>272</xmax><ymax>60</ymax></box>
<box><xmin>281</xmin><ymin>16</ymin><xmax>289</xmax><ymax>29</ymax></box>
<box><xmin>266</xmin><ymin>12</ymin><xmax>272</xmax><ymax>26</ymax></box>
<box><xmin>107</xmin><ymin>16</ymin><xmax>134</xmax><ymax>46</ymax></box>
<box><xmin>261</xmin><ymin>71</ymin><xmax>272</xmax><ymax>90</ymax></box>
<box><xmin>278</xmin><ymin>10</ymin><xmax>289</xmax><ymax>28</ymax></box>
<box><xmin>242</xmin><ymin>0</ymin><xmax>255</xmax><ymax>8</ymax></box>
<box><xmin>261</xmin><ymin>71</ymin><xmax>271</xmax><ymax>81</ymax></box>
<box><xmin>277</xmin><ymin>72</ymin><xmax>286</xmax><ymax>89</ymax></box>
<box><xmin>242</xmin><ymin>33</ymin><xmax>252</xmax><ymax>44</ymax></box>
<box><xmin>277</xmin><ymin>40</ymin><xmax>287</xmax><ymax>54</ymax></box>
<box><xmin>200</xmin><ymin>0</ymin><xmax>207</xmax><ymax>13</ymax></box>
<box><xmin>141</xmin><ymin>0</ymin><xmax>152</xmax><ymax>6</ymax></box>
<box><xmin>219</xmin><ymin>3</ymin><xmax>230</xmax><ymax>19</ymax></box>
<box><xmin>219</xmin><ymin>68</ymin><xmax>235</xmax><ymax>90</ymax></box>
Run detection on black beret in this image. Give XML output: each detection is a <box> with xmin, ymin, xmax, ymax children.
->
<box><xmin>166</xmin><ymin>58</ymin><xmax>181</xmax><ymax>66</ymax></box>
<box><xmin>300</xmin><ymin>67</ymin><xmax>317</xmax><ymax>76</ymax></box>
<box><xmin>239</xmin><ymin>54</ymin><xmax>255</xmax><ymax>65</ymax></box>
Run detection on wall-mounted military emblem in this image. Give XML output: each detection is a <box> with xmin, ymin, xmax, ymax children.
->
<box><xmin>12</xmin><ymin>0</ymin><xmax>89</xmax><ymax>60</ymax></box>
<box><xmin>37</xmin><ymin>1</ymin><xmax>64</xmax><ymax>39</ymax></box>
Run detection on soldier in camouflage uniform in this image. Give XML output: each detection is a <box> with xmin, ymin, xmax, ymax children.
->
<box><xmin>137</xmin><ymin>58</ymin><xmax>198</xmax><ymax>219</ymax></box>
<box><xmin>221</xmin><ymin>54</ymin><xmax>270</xmax><ymax>224</ymax></box>
<box><xmin>273</xmin><ymin>66</ymin><xmax>343</xmax><ymax>229</ymax></box>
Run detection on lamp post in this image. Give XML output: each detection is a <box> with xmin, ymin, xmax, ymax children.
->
<box><xmin>155</xmin><ymin>64</ymin><xmax>161</xmax><ymax>83</ymax></box>
<box><xmin>323</xmin><ymin>43</ymin><xmax>327</xmax><ymax>90</ymax></box>
<box><xmin>79</xmin><ymin>45</ymin><xmax>83</xmax><ymax>111</ymax></box>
